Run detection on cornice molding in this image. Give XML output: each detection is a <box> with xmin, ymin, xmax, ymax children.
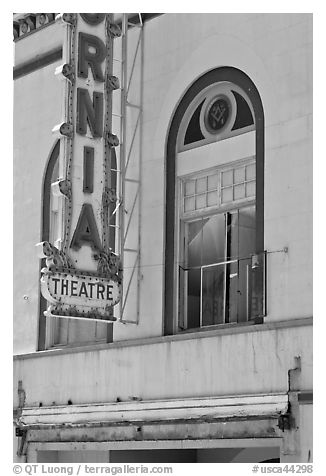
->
<box><xmin>13</xmin><ymin>47</ymin><xmax>62</xmax><ymax>80</ymax></box>
<box><xmin>13</xmin><ymin>316</ymin><xmax>313</xmax><ymax>361</ymax></box>
<box><xmin>13</xmin><ymin>14</ymin><xmax>57</xmax><ymax>41</ymax></box>
<box><xmin>13</xmin><ymin>13</ymin><xmax>162</xmax><ymax>42</ymax></box>
<box><xmin>16</xmin><ymin>393</ymin><xmax>288</xmax><ymax>429</ymax></box>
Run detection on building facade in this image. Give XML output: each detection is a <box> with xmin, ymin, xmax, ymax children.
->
<box><xmin>13</xmin><ymin>13</ymin><xmax>313</xmax><ymax>463</ymax></box>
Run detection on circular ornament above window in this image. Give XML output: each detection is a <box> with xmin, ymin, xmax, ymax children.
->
<box><xmin>199</xmin><ymin>86</ymin><xmax>237</xmax><ymax>139</ymax></box>
<box><xmin>204</xmin><ymin>96</ymin><xmax>230</xmax><ymax>133</ymax></box>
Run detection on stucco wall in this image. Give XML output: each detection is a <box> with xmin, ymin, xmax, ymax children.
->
<box><xmin>13</xmin><ymin>320</ymin><xmax>312</xmax><ymax>408</ymax></box>
<box><xmin>14</xmin><ymin>21</ymin><xmax>62</xmax><ymax>65</ymax></box>
<box><xmin>299</xmin><ymin>404</ymin><xmax>313</xmax><ymax>462</ymax></box>
<box><xmin>14</xmin><ymin>58</ymin><xmax>63</xmax><ymax>353</ymax></box>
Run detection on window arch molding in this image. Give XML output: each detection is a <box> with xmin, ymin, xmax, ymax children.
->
<box><xmin>38</xmin><ymin>139</ymin><xmax>60</xmax><ymax>350</ymax></box>
<box><xmin>164</xmin><ymin>67</ymin><xmax>264</xmax><ymax>335</ymax></box>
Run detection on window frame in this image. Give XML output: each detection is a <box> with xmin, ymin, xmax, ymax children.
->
<box><xmin>177</xmin><ymin>159</ymin><xmax>256</xmax><ymax>332</ymax></box>
<box><xmin>164</xmin><ymin>67</ymin><xmax>265</xmax><ymax>336</ymax></box>
<box><xmin>179</xmin><ymin>157</ymin><xmax>256</xmax><ymax>220</ymax></box>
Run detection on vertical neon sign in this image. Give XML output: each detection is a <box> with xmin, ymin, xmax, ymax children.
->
<box><xmin>37</xmin><ymin>13</ymin><xmax>122</xmax><ymax>322</ymax></box>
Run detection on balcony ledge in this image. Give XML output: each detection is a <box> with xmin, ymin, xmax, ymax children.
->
<box><xmin>14</xmin><ymin>316</ymin><xmax>313</xmax><ymax>361</ymax></box>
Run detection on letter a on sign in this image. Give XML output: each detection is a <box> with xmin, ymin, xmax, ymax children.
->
<box><xmin>70</xmin><ymin>203</ymin><xmax>102</xmax><ymax>251</ymax></box>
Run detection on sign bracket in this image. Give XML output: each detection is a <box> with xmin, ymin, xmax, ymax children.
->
<box><xmin>44</xmin><ymin>309</ymin><xmax>116</xmax><ymax>324</ymax></box>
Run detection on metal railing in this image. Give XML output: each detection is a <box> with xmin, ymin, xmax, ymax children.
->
<box><xmin>179</xmin><ymin>251</ymin><xmax>266</xmax><ymax>329</ymax></box>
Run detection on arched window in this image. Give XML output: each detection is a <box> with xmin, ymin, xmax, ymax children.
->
<box><xmin>164</xmin><ymin>68</ymin><xmax>265</xmax><ymax>335</ymax></box>
<box><xmin>38</xmin><ymin>141</ymin><xmax>114</xmax><ymax>349</ymax></box>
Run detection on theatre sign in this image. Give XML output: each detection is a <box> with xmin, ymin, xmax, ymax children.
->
<box><xmin>36</xmin><ymin>14</ymin><xmax>122</xmax><ymax>322</ymax></box>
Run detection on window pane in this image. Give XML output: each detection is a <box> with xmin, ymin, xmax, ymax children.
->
<box><xmin>187</xmin><ymin>269</ymin><xmax>201</xmax><ymax>329</ymax></box>
<box><xmin>250</xmin><ymin>252</ymin><xmax>266</xmax><ymax>319</ymax></box>
<box><xmin>238</xmin><ymin>208</ymin><xmax>256</xmax><ymax>256</ymax></box>
<box><xmin>195</xmin><ymin>193</ymin><xmax>206</xmax><ymax>209</ymax></box>
<box><xmin>202</xmin><ymin>265</ymin><xmax>225</xmax><ymax>326</ymax></box>
<box><xmin>184</xmin><ymin>196</ymin><xmax>195</xmax><ymax>212</ymax></box>
<box><xmin>222</xmin><ymin>170</ymin><xmax>233</xmax><ymax>187</ymax></box>
<box><xmin>51</xmin><ymin>193</ymin><xmax>59</xmax><ymax>211</ymax></box>
<box><xmin>202</xmin><ymin>214</ymin><xmax>226</xmax><ymax>266</ymax></box>
<box><xmin>187</xmin><ymin>219</ymin><xmax>205</xmax><ymax>267</ymax></box>
<box><xmin>221</xmin><ymin>187</ymin><xmax>233</xmax><ymax>203</ymax></box>
<box><xmin>234</xmin><ymin>184</ymin><xmax>245</xmax><ymax>200</ymax></box>
<box><xmin>49</xmin><ymin>211</ymin><xmax>58</xmax><ymax>244</ymax></box>
<box><xmin>49</xmin><ymin>161</ymin><xmax>60</xmax><ymax>244</ymax></box>
<box><xmin>207</xmin><ymin>190</ymin><xmax>218</xmax><ymax>206</ymax></box>
<box><xmin>196</xmin><ymin>177</ymin><xmax>207</xmax><ymax>193</ymax></box>
<box><xmin>228</xmin><ymin>208</ymin><xmax>256</xmax><ymax>323</ymax></box>
<box><xmin>227</xmin><ymin>258</ymin><xmax>252</xmax><ymax>324</ymax></box>
<box><xmin>246</xmin><ymin>163</ymin><xmax>255</xmax><ymax>180</ymax></box>
<box><xmin>234</xmin><ymin>166</ymin><xmax>245</xmax><ymax>184</ymax></box>
<box><xmin>246</xmin><ymin>180</ymin><xmax>255</xmax><ymax>197</ymax></box>
<box><xmin>229</xmin><ymin>208</ymin><xmax>256</xmax><ymax>262</ymax></box>
<box><xmin>207</xmin><ymin>174</ymin><xmax>218</xmax><ymax>190</ymax></box>
<box><xmin>185</xmin><ymin>180</ymin><xmax>195</xmax><ymax>196</ymax></box>
<box><xmin>226</xmin><ymin>260</ymin><xmax>240</xmax><ymax>323</ymax></box>
<box><xmin>185</xmin><ymin>220</ymin><xmax>202</xmax><ymax>327</ymax></box>
<box><xmin>185</xmin><ymin>215</ymin><xmax>227</xmax><ymax>329</ymax></box>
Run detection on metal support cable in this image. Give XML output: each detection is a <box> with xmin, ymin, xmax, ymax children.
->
<box><xmin>118</xmin><ymin>14</ymin><xmax>128</xmax><ymax>322</ymax></box>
